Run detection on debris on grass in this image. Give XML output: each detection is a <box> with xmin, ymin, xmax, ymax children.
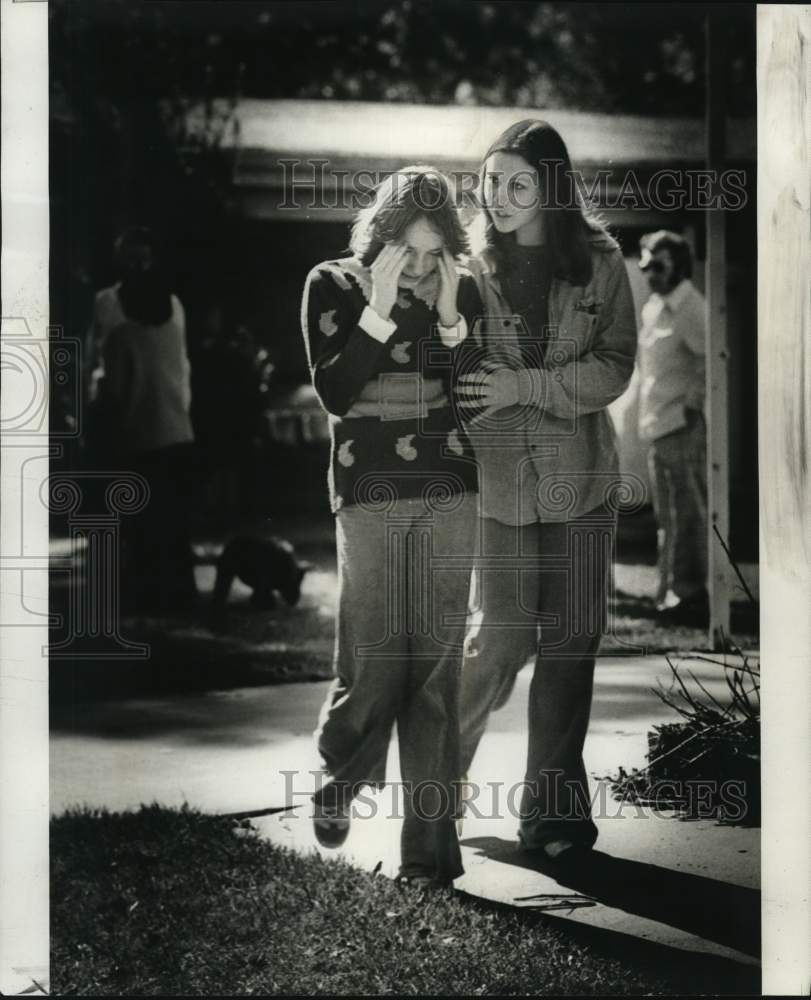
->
<box><xmin>601</xmin><ymin>636</ymin><xmax>760</xmax><ymax>825</ymax></box>
<box><xmin>604</xmin><ymin>537</ymin><xmax>760</xmax><ymax>826</ymax></box>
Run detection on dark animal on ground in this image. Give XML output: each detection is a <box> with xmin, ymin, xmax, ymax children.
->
<box><xmin>213</xmin><ymin>536</ymin><xmax>312</xmax><ymax>610</ymax></box>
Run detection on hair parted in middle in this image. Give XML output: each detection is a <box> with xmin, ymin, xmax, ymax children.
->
<box><xmin>349</xmin><ymin>165</ymin><xmax>470</xmax><ymax>267</ymax></box>
<box><xmin>474</xmin><ymin>119</ymin><xmax>609</xmax><ymax>286</ymax></box>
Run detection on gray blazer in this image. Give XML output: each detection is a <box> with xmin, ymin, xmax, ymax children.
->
<box><xmin>465</xmin><ymin>231</ymin><xmax>638</xmax><ymax>522</ymax></box>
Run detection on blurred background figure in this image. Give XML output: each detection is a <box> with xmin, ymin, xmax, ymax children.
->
<box><xmin>85</xmin><ymin>229</ymin><xmax>156</xmax><ymax>416</ymax></box>
<box><xmin>191</xmin><ymin>312</ymin><xmax>275</xmax><ymax>532</ymax></box>
<box><xmin>637</xmin><ymin>230</ymin><xmax>708</xmax><ymax>621</ymax></box>
<box><xmin>92</xmin><ymin>226</ymin><xmax>198</xmax><ymax>613</ymax></box>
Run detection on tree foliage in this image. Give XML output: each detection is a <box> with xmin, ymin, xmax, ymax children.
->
<box><xmin>51</xmin><ymin>0</ymin><xmax>755</xmax><ymax>118</ymax></box>
<box><xmin>49</xmin><ymin>0</ymin><xmax>755</xmax><ymax>325</ymax></box>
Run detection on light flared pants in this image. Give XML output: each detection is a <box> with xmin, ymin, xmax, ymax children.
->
<box><xmin>459</xmin><ymin>508</ymin><xmax>614</xmax><ymax>850</ymax></box>
<box><xmin>316</xmin><ymin>492</ymin><xmax>477</xmax><ymax>881</ymax></box>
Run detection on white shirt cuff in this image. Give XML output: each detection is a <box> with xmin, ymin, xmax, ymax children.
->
<box><xmin>437</xmin><ymin>314</ymin><xmax>468</xmax><ymax>347</ymax></box>
<box><xmin>358</xmin><ymin>305</ymin><xmax>397</xmax><ymax>343</ymax></box>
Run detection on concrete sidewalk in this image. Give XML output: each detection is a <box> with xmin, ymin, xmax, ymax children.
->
<box><xmin>51</xmin><ymin>650</ymin><xmax>760</xmax><ymax>970</ymax></box>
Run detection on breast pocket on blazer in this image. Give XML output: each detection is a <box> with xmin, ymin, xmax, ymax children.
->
<box><xmin>570</xmin><ymin>300</ymin><xmax>601</xmax><ymax>353</ymax></box>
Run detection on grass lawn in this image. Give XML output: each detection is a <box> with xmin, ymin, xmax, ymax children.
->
<box><xmin>52</xmin><ymin>806</ymin><xmax>757</xmax><ymax>996</ymax></box>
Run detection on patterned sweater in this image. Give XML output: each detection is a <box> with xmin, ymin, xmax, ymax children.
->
<box><xmin>300</xmin><ymin>256</ymin><xmax>482</xmax><ymax>512</ymax></box>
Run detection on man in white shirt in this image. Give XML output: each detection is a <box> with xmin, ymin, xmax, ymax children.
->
<box><xmin>637</xmin><ymin>231</ymin><xmax>708</xmax><ymax>618</ymax></box>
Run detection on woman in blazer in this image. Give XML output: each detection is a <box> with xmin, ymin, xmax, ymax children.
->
<box><xmin>455</xmin><ymin>120</ymin><xmax>637</xmax><ymax>858</ymax></box>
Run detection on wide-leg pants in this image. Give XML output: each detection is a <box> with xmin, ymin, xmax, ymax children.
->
<box><xmin>459</xmin><ymin>507</ymin><xmax>614</xmax><ymax>850</ymax></box>
<box><xmin>315</xmin><ymin>492</ymin><xmax>477</xmax><ymax>881</ymax></box>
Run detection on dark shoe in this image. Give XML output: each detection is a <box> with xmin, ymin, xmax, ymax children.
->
<box><xmin>313</xmin><ymin>806</ymin><xmax>350</xmax><ymax>848</ymax></box>
<box><xmin>312</xmin><ymin>783</ymin><xmax>351</xmax><ymax>849</ymax></box>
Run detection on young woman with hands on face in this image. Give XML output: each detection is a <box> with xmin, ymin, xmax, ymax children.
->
<box><xmin>300</xmin><ymin>166</ymin><xmax>482</xmax><ymax>890</ymax></box>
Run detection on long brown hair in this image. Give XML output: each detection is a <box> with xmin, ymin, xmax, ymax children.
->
<box><xmin>477</xmin><ymin>120</ymin><xmax>607</xmax><ymax>286</ymax></box>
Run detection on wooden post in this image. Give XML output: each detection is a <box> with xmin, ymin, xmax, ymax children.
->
<box><xmin>757</xmin><ymin>6</ymin><xmax>811</xmax><ymax>993</ymax></box>
<box><xmin>705</xmin><ymin>11</ymin><xmax>732</xmax><ymax>647</ymax></box>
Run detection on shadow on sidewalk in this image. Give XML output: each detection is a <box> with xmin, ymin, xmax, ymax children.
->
<box><xmin>461</xmin><ymin>837</ymin><xmax>760</xmax><ymax>959</ymax></box>
<box><xmin>453</xmin><ymin>890</ymin><xmax>760</xmax><ymax>995</ymax></box>
<box><xmin>48</xmin><ymin>564</ymin><xmax>335</xmax><ymax>708</ymax></box>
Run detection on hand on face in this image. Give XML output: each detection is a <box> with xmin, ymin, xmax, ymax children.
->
<box><xmin>371</xmin><ymin>218</ymin><xmax>451</xmax><ymax>320</ymax></box>
<box><xmin>369</xmin><ymin>243</ymin><xmax>408</xmax><ymax>320</ymax></box>
<box><xmin>436</xmin><ymin>248</ymin><xmax>460</xmax><ymax>326</ymax></box>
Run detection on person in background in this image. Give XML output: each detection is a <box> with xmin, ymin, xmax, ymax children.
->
<box><xmin>192</xmin><ymin>314</ymin><xmax>273</xmax><ymax>530</ymax></box>
<box><xmin>300</xmin><ymin>166</ymin><xmax>481</xmax><ymax>890</ymax></box>
<box><xmin>637</xmin><ymin>230</ymin><xmax>708</xmax><ymax>621</ymax></box>
<box><xmin>455</xmin><ymin>119</ymin><xmax>637</xmax><ymax>860</ymax></box>
<box><xmin>96</xmin><ymin>226</ymin><xmax>198</xmax><ymax>613</ymax></box>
